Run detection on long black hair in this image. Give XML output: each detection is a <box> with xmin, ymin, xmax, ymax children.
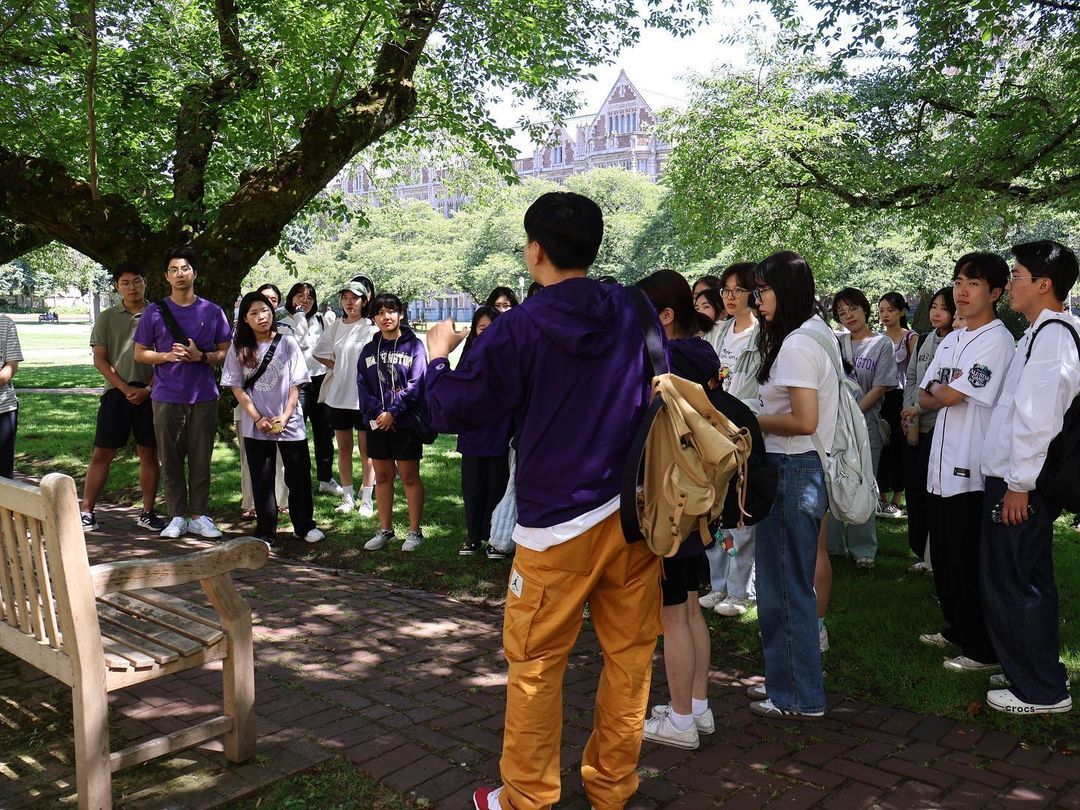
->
<box><xmin>878</xmin><ymin>291</ymin><xmax>909</xmax><ymax>329</ymax></box>
<box><xmin>485</xmin><ymin>286</ymin><xmax>520</xmax><ymax>309</ymax></box>
<box><xmin>255</xmin><ymin>283</ymin><xmax>283</xmax><ymax>308</ymax></box>
<box><xmin>284</xmin><ymin>282</ymin><xmax>319</xmax><ymax>318</ymax></box>
<box><xmin>694</xmin><ymin>286</ymin><xmax>726</xmax><ymax>325</ymax></box>
<box><xmin>234</xmin><ymin>291</ymin><xmax>276</xmax><ymax>369</ymax></box>
<box><xmin>462</xmin><ymin>305</ymin><xmax>500</xmax><ymax>357</ymax></box>
<box><xmin>755</xmin><ymin>251</ymin><xmax>819</xmax><ymax>384</ymax></box>
<box><xmin>636</xmin><ymin>269</ymin><xmax>714</xmax><ymax>338</ymax></box>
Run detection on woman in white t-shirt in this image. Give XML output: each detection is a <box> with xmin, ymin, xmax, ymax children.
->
<box><xmin>698</xmin><ymin>263</ymin><xmax>763</xmax><ymax>620</ymax></box>
<box><xmin>748</xmin><ymin>251</ymin><xmax>839</xmax><ymax>720</ymax></box>
<box><xmin>313</xmin><ymin>278</ymin><xmax>377</xmax><ymax>514</ymax></box>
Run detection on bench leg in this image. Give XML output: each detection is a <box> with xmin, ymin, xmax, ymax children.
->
<box><xmin>73</xmin><ymin>677</ymin><xmax>112</xmax><ymax>810</ymax></box>
<box><xmin>203</xmin><ymin>573</ymin><xmax>256</xmax><ymax>763</ymax></box>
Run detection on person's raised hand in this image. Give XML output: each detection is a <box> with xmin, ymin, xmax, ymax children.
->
<box><xmin>426</xmin><ymin>317</ymin><xmax>467</xmax><ymax>360</ymax></box>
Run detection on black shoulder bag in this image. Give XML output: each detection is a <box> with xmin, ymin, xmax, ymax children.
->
<box><xmin>243</xmin><ymin>334</ymin><xmax>283</xmax><ymax>391</ymax></box>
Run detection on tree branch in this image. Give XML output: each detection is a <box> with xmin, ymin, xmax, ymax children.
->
<box><xmin>329</xmin><ymin>9</ymin><xmax>374</xmax><ymax>108</ymax></box>
<box><xmin>0</xmin><ymin>220</ymin><xmax>53</xmax><ymax>265</ymax></box>
<box><xmin>0</xmin><ymin>0</ymin><xmax>34</xmax><ymax>41</ymax></box>
<box><xmin>1030</xmin><ymin>0</ymin><xmax>1080</xmax><ymax>11</ymax></box>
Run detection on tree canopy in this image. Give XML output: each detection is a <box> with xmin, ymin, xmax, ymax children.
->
<box><xmin>0</xmin><ymin>0</ymin><xmax>707</xmax><ymax>304</ymax></box>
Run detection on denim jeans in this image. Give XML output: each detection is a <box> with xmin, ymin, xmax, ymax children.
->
<box><xmin>754</xmin><ymin>451</ymin><xmax>827</xmax><ymax>713</ymax></box>
<box><xmin>705</xmin><ymin>526</ymin><xmax>756</xmax><ymax>600</ymax></box>
<box><xmin>980</xmin><ymin>477</ymin><xmax>1068</xmax><ymax>705</ymax></box>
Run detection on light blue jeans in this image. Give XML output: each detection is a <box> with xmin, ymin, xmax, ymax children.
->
<box><xmin>825</xmin><ymin>444</ymin><xmax>881</xmax><ymax>560</ymax></box>
<box><xmin>705</xmin><ymin>526</ymin><xmax>756</xmax><ymax>600</ymax></box>
<box><xmin>755</xmin><ymin>451</ymin><xmax>828</xmax><ymax>713</ymax></box>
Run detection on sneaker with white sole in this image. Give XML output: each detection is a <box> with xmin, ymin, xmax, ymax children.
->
<box><xmin>137</xmin><ymin>510</ymin><xmax>168</xmax><ymax>531</ymax></box>
<box><xmin>698</xmin><ymin>590</ymin><xmax>727</xmax><ymax>609</ymax></box>
<box><xmin>749</xmin><ymin>698</ymin><xmax>823</xmax><ymax>719</ymax></box>
<box><xmin>364</xmin><ymin>529</ymin><xmax>396</xmax><ymax>551</ymax></box>
<box><xmin>472</xmin><ymin>786</ymin><xmax>502</xmax><ymax>810</ymax></box>
<box><xmin>643</xmin><ymin>705</ymin><xmax>700</xmax><ymax>749</ymax></box>
<box><xmin>986</xmin><ymin>688</ymin><xmax>1072</xmax><ymax>715</ymax></box>
<box><xmin>919</xmin><ymin>632</ymin><xmax>955</xmax><ymax>648</ymax></box>
<box><xmin>297</xmin><ymin>528</ymin><xmax>325</xmax><ymax>543</ymax></box>
<box><xmin>401</xmin><ymin>531</ymin><xmax>423</xmax><ymax>552</ymax></box>
<box><xmin>854</xmin><ymin>556</ymin><xmax>875</xmax><ymax>569</ymax></box>
<box><xmin>318</xmin><ymin>479</ymin><xmax>344</xmax><ymax>495</ymax></box>
<box><xmin>80</xmin><ymin>511</ymin><xmax>99</xmax><ymax>532</ymax></box>
<box><xmin>650</xmin><ymin>703</ymin><xmax>715</xmax><ymax>734</ymax></box>
<box><xmin>714</xmin><ymin>596</ymin><xmax>750</xmax><ymax>616</ymax></box>
<box><xmin>357</xmin><ymin>500</ymin><xmax>375</xmax><ymax>518</ymax></box>
<box><xmin>746</xmin><ymin>683</ymin><xmax>768</xmax><ymax>700</ymax></box>
<box><xmin>160</xmin><ymin>516</ymin><xmax>187</xmax><ymax>538</ymax></box>
<box><xmin>485</xmin><ymin>544</ymin><xmax>509</xmax><ymax>560</ymax></box>
<box><xmin>943</xmin><ymin>655</ymin><xmax>1001</xmax><ymax>673</ymax></box>
<box><xmin>819</xmin><ymin>623</ymin><xmax>829</xmax><ymax>653</ymax></box>
<box><xmin>908</xmin><ymin>560</ymin><xmax>932</xmax><ymax>573</ymax></box>
<box><xmin>187</xmin><ymin>515</ymin><xmax>222</xmax><ymax>538</ymax></box>
<box><xmin>334</xmin><ymin>497</ymin><xmax>356</xmax><ymax>513</ymax></box>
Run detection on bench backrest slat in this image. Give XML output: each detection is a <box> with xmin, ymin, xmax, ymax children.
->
<box><xmin>29</xmin><ymin>515</ymin><xmax>62</xmax><ymax>649</ymax></box>
<box><xmin>0</xmin><ymin>507</ymin><xmax>25</xmax><ymax>631</ymax></box>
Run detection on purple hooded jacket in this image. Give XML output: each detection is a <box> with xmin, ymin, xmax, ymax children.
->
<box><xmin>426</xmin><ymin>277</ymin><xmax>662</xmax><ymax>529</ymax></box>
<box><xmin>356</xmin><ymin>327</ymin><xmax>427</xmax><ymax>428</ymax></box>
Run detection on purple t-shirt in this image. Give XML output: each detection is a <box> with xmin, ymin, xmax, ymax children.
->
<box><xmin>221</xmin><ymin>335</ymin><xmax>311</xmax><ymax>441</ymax></box>
<box><xmin>133</xmin><ymin>297</ymin><xmax>232</xmax><ymax>404</ymax></box>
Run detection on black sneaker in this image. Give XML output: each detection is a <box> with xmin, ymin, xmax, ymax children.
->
<box><xmin>485</xmin><ymin>544</ymin><xmax>509</xmax><ymax>560</ymax></box>
<box><xmin>138</xmin><ymin>510</ymin><xmax>168</xmax><ymax>531</ymax></box>
<box><xmin>80</xmin><ymin>511</ymin><xmax>99</xmax><ymax>532</ymax></box>
<box><xmin>459</xmin><ymin>541</ymin><xmax>481</xmax><ymax>556</ymax></box>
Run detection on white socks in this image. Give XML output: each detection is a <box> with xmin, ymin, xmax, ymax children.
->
<box><xmin>360</xmin><ymin>485</ymin><xmax>373</xmax><ymax>504</ymax></box>
<box><xmin>669</xmin><ymin>709</ymin><xmax>695</xmax><ymax>731</ymax></box>
<box><xmin>692</xmin><ymin>697</ymin><xmax>709</xmax><ymax>717</ymax></box>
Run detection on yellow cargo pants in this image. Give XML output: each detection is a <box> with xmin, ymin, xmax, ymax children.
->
<box><xmin>498</xmin><ymin>512</ymin><xmax>662</xmax><ymax>810</ymax></box>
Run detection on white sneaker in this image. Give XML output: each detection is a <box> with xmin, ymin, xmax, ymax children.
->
<box><xmin>749</xmin><ymin>698</ymin><xmax>823</xmax><ymax>719</ymax></box>
<box><xmin>746</xmin><ymin>683</ymin><xmax>768</xmax><ymax>700</ymax></box>
<box><xmin>160</xmin><ymin>516</ymin><xmax>187</xmax><ymax>538</ymax></box>
<box><xmin>187</xmin><ymin>515</ymin><xmax>222</xmax><ymax>538</ymax></box>
<box><xmin>698</xmin><ymin>590</ymin><xmax>727</xmax><ymax>609</ymax></box>
<box><xmin>357</xmin><ymin>500</ymin><xmax>375</xmax><ymax>518</ymax></box>
<box><xmin>943</xmin><ymin>655</ymin><xmax>1001</xmax><ymax>673</ymax></box>
<box><xmin>986</xmin><ymin>688</ymin><xmax>1072</xmax><ymax>715</ymax></box>
<box><xmin>643</xmin><ymin>706</ymin><xmax>700</xmax><ymax>749</ymax></box>
<box><xmin>908</xmin><ymin>560</ymin><xmax>932</xmax><ymax>573</ymax></box>
<box><xmin>401</xmin><ymin>531</ymin><xmax>424</xmax><ymax>552</ymax></box>
<box><xmin>334</xmin><ymin>497</ymin><xmax>356</xmax><ymax>513</ymax></box>
<box><xmin>714</xmin><ymin>597</ymin><xmax>750</xmax><ymax>617</ymax></box>
<box><xmin>919</xmin><ymin>632</ymin><xmax>955</xmax><ymax>648</ymax></box>
<box><xmin>650</xmin><ymin>703</ymin><xmax>714</xmax><ymax>734</ymax></box>
<box><xmin>318</xmin><ymin>479</ymin><xmax>344</xmax><ymax>496</ymax></box>
<box><xmin>364</xmin><ymin>529</ymin><xmax>396</xmax><ymax>551</ymax></box>
<box><xmin>819</xmin><ymin>623</ymin><xmax>829</xmax><ymax>653</ymax></box>
<box><xmin>298</xmin><ymin>528</ymin><xmax>325</xmax><ymax>544</ymax></box>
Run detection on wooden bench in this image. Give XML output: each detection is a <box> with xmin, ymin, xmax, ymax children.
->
<box><xmin>0</xmin><ymin>472</ymin><xmax>269</xmax><ymax>809</ymax></box>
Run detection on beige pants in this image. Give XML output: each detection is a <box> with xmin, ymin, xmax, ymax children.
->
<box><xmin>152</xmin><ymin>400</ymin><xmax>217</xmax><ymax>518</ymax></box>
<box><xmin>499</xmin><ymin>512</ymin><xmax>661</xmax><ymax>810</ymax></box>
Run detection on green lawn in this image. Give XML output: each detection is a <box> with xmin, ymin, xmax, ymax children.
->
<box><xmin>15</xmin><ymin>391</ymin><xmax>1080</xmax><ymax>750</ymax></box>
<box><xmin>226</xmin><ymin>757</ymin><xmax>418</xmax><ymax>810</ymax></box>
<box><xmin>14</xmin><ymin>322</ymin><xmax>93</xmax><ymax>351</ymax></box>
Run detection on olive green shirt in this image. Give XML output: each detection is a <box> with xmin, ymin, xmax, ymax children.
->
<box><xmin>90</xmin><ymin>303</ymin><xmax>153</xmax><ymax>390</ymax></box>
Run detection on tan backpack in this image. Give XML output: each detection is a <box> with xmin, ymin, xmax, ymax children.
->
<box><xmin>620</xmin><ymin>288</ymin><xmax>753</xmax><ymax>557</ymax></box>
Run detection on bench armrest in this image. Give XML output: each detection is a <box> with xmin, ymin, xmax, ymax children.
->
<box><xmin>90</xmin><ymin>537</ymin><xmax>270</xmax><ymax>597</ymax></box>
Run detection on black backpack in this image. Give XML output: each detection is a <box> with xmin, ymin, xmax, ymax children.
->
<box><xmin>1026</xmin><ymin>319</ymin><xmax>1080</xmax><ymax>511</ymax></box>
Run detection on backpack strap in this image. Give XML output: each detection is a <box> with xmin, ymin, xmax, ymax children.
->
<box><xmin>155</xmin><ymin>299</ymin><xmax>189</xmax><ymax>345</ymax></box>
<box><xmin>792</xmin><ymin>325</ymin><xmax>846</xmax><ymax>462</ymax></box>
<box><xmin>915</xmin><ymin>329</ymin><xmax>930</xmax><ymax>356</ymax></box>
<box><xmin>243</xmin><ymin>334</ymin><xmax>283</xmax><ymax>391</ymax></box>
<box><xmin>1025</xmin><ymin>318</ymin><xmax>1080</xmax><ymax>363</ymax></box>
<box><xmin>620</xmin><ymin>287</ymin><xmax>669</xmax><ymax>544</ymax></box>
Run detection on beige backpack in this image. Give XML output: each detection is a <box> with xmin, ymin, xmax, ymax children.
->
<box><xmin>622</xmin><ymin>372</ymin><xmax>752</xmax><ymax>557</ymax></box>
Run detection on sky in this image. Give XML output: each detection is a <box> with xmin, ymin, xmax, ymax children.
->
<box><xmin>491</xmin><ymin>0</ymin><xmax>762</xmax><ymax>152</ymax></box>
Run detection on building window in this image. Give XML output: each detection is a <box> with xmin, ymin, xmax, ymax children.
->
<box><xmin>637</xmin><ymin>159</ymin><xmax>648</xmax><ymax>173</ymax></box>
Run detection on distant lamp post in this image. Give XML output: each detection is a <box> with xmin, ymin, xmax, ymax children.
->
<box><xmin>518</xmin><ymin>275</ymin><xmax>525</xmax><ymax>302</ymax></box>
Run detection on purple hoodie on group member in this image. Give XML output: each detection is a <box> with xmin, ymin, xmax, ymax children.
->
<box><xmin>426</xmin><ymin>277</ymin><xmax>662</xmax><ymax>529</ymax></box>
<box><xmin>356</xmin><ymin>327</ymin><xmax>427</xmax><ymax>428</ymax></box>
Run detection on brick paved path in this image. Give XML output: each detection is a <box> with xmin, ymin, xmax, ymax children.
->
<box><xmin>1</xmin><ymin>501</ymin><xmax>1076</xmax><ymax>809</ymax></box>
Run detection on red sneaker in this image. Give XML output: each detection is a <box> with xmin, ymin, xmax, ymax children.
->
<box><xmin>472</xmin><ymin>786</ymin><xmax>502</xmax><ymax>810</ymax></box>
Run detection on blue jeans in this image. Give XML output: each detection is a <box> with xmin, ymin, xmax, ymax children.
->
<box><xmin>755</xmin><ymin>451</ymin><xmax>827</xmax><ymax>713</ymax></box>
<box><xmin>705</xmin><ymin>526</ymin><xmax>756</xmax><ymax>600</ymax></box>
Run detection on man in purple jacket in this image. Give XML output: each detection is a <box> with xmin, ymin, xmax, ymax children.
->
<box><xmin>426</xmin><ymin>192</ymin><xmax>662</xmax><ymax>810</ymax></box>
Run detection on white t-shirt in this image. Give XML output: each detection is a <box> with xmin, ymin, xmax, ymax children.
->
<box><xmin>718</xmin><ymin>324</ymin><xmax>754</xmax><ymax>393</ymax></box>
<box><xmin>287</xmin><ymin>311</ymin><xmax>328</xmax><ymax>377</ymax></box>
<box><xmin>758</xmin><ymin>316</ymin><xmax>840</xmax><ymax>455</ymax></box>
<box><xmin>312</xmin><ymin>317</ymin><xmax>376</xmax><ymax>410</ymax></box>
<box><xmin>920</xmin><ymin>319</ymin><xmax>1015</xmax><ymax>497</ymax></box>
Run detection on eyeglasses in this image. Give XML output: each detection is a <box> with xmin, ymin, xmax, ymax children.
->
<box><xmin>116</xmin><ymin>279</ymin><xmax>144</xmax><ymax>289</ymax></box>
<box><xmin>1008</xmin><ymin>272</ymin><xmax>1043</xmax><ymax>283</ymax></box>
<box><xmin>834</xmin><ymin>306</ymin><xmax>860</xmax><ymax>318</ymax></box>
<box><xmin>751</xmin><ymin>285</ymin><xmax>772</xmax><ymax>303</ymax></box>
<box><xmin>720</xmin><ymin>287</ymin><xmax>748</xmax><ymax>298</ymax></box>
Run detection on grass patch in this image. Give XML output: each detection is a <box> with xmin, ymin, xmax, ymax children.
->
<box><xmin>17</xmin><ymin>364</ymin><xmax>102</xmax><ymax>389</ymax></box>
<box><xmin>14</xmin><ymin>323</ymin><xmax>92</xmax><ymax>352</ymax></box>
<box><xmin>16</xmin><ymin>391</ymin><xmax>1080</xmax><ymax>750</ymax></box>
<box><xmin>226</xmin><ymin>757</ymin><xmax>419</xmax><ymax>809</ymax></box>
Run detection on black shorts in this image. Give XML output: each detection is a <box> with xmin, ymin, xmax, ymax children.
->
<box><xmin>327</xmin><ymin>406</ymin><xmax>364</xmax><ymax>431</ymax></box>
<box><xmin>661</xmin><ymin>553</ymin><xmax>707</xmax><ymax>606</ymax></box>
<box><xmin>94</xmin><ymin>386</ymin><xmax>156</xmax><ymax>449</ymax></box>
<box><xmin>365</xmin><ymin>427</ymin><xmax>423</xmax><ymax>461</ymax></box>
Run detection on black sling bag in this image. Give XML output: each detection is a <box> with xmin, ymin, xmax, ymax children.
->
<box><xmin>243</xmin><ymin>334</ymin><xmax>283</xmax><ymax>391</ymax></box>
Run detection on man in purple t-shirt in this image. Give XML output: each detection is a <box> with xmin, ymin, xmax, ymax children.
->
<box><xmin>134</xmin><ymin>248</ymin><xmax>232</xmax><ymax>539</ymax></box>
